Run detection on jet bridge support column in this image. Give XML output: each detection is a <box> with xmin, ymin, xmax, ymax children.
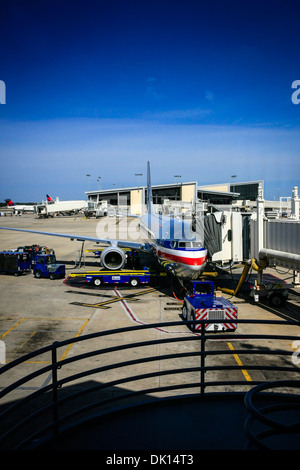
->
<box><xmin>256</xmin><ymin>183</ymin><xmax>265</xmax><ymax>284</ymax></box>
<box><xmin>291</xmin><ymin>186</ymin><xmax>299</xmax><ymax>220</ymax></box>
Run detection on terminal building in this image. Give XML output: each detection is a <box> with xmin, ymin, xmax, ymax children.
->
<box><xmin>85</xmin><ymin>179</ymin><xmax>291</xmax><ymax>216</ymax></box>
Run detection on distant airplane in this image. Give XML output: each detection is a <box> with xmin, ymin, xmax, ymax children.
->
<box><xmin>35</xmin><ymin>195</ymin><xmax>88</xmax><ymax>217</ymax></box>
<box><xmin>4</xmin><ymin>199</ymin><xmax>35</xmax><ymax>212</ymax></box>
<box><xmin>0</xmin><ymin>163</ymin><xmax>207</xmax><ymax>280</ymax></box>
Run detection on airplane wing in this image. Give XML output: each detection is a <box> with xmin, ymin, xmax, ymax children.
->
<box><xmin>0</xmin><ymin>226</ymin><xmax>144</xmax><ymax>250</ymax></box>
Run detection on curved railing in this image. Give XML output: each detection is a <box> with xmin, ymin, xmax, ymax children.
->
<box><xmin>0</xmin><ymin>319</ymin><xmax>299</xmax><ymax>449</ymax></box>
<box><xmin>244</xmin><ymin>380</ymin><xmax>300</xmax><ymax>449</ymax></box>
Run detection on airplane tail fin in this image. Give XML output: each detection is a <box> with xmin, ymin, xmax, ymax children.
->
<box><xmin>46</xmin><ymin>194</ymin><xmax>54</xmax><ymax>203</ymax></box>
<box><xmin>5</xmin><ymin>199</ymin><xmax>14</xmax><ymax>207</ymax></box>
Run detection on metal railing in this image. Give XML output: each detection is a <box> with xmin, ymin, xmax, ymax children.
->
<box><xmin>0</xmin><ymin>318</ymin><xmax>299</xmax><ymax>449</ymax></box>
<box><xmin>244</xmin><ymin>380</ymin><xmax>300</xmax><ymax>449</ymax></box>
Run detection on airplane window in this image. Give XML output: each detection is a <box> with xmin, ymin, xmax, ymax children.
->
<box><xmin>179</xmin><ymin>242</ymin><xmax>192</xmax><ymax>248</ymax></box>
<box><xmin>192</xmin><ymin>242</ymin><xmax>203</xmax><ymax>248</ymax></box>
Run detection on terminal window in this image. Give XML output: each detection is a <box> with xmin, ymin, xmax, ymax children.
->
<box><xmin>230</xmin><ymin>183</ymin><xmax>260</xmax><ymax>201</ymax></box>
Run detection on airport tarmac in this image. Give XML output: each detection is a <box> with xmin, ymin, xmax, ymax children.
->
<box><xmin>0</xmin><ymin>213</ymin><xmax>299</xmax><ymax>446</ymax></box>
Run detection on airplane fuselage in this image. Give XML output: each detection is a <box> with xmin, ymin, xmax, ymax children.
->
<box><xmin>5</xmin><ymin>205</ymin><xmax>35</xmax><ymax>212</ymax></box>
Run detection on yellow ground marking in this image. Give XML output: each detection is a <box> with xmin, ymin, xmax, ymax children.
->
<box><xmin>0</xmin><ymin>318</ymin><xmax>25</xmax><ymax>340</ymax></box>
<box><xmin>0</xmin><ymin>318</ymin><xmax>90</xmax><ymax>364</ymax></box>
<box><xmin>58</xmin><ymin>319</ymin><xmax>90</xmax><ymax>362</ymax></box>
<box><xmin>18</xmin><ymin>331</ymin><xmax>37</xmax><ymax>349</ymax></box>
<box><xmin>73</xmin><ymin>287</ymin><xmax>156</xmax><ymax>309</ymax></box>
<box><xmin>227</xmin><ymin>342</ymin><xmax>252</xmax><ymax>382</ymax></box>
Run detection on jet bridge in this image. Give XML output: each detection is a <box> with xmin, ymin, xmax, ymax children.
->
<box><xmin>203</xmin><ymin>210</ymin><xmax>245</xmax><ymax>266</ymax></box>
<box><xmin>202</xmin><ymin>184</ymin><xmax>300</xmax><ymax>297</ymax></box>
<box><xmin>250</xmin><ymin>186</ymin><xmax>300</xmax><ymax>284</ymax></box>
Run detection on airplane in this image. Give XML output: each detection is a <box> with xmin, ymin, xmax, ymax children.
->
<box><xmin>0</xmin><ymin>163</ymin><xmax>207</xmax><ymax>280</ymax></box>
<box><xmin>4</xmin><ymin>199</ymin><xmax>35</xmax><ymax>213</ymax></box>
<box><xmin>35</xmin><ymin>195</ymin><xmax>88</xmax><ymax>217</ymax></box>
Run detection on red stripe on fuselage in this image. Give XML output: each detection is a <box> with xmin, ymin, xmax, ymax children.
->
<box><xmin>157</xmin><ymin>249</ymin><xmax>207</xmax><ymax>266</ymax></box>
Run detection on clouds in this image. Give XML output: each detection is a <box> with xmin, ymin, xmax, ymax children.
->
<box><xmin>145</xmin><ymin>107</ymin><xmax>213</xmax><ymax>121</ymax></box>
<box><xmin>0</xmin><ymin>1</ymin><xmax>299</xmax><ymax>206</ymax></box>
<box><xmin>0</xmin><ymin>117</ymin><xmax>299</xmax><ymax>201</ymax></box>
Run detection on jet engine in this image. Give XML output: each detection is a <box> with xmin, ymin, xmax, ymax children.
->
<box><xmin>100</xmin><ymin>246</ymin><xmax>126</xmax><ymax>270</ymax></box>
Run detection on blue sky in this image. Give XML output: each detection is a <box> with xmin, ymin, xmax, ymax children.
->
<box><xmin>0</xmin><ymin>0</ymin><xmax>299</xmax><ymax>202</ymax></box>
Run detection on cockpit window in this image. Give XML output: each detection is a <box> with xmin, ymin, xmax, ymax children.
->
<box><xmin>179</xmin><ymin>242</ymin><xmax>192</xmax><ymax>248</ymax></box>
<box><xmin>178</xmin><ymin>241</ymin><xmax>202</xmax><ymax>248</ymax></box>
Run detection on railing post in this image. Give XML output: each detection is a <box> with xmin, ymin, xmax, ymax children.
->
<box><xmin>200</xmin><ymin>322</ymin><xmax>206</xmax><ymax>396</ymax></box>
<box><xmin>51</xmin><ymin>342</ymin><xmax>60</xmax><ymax>435</ymax></box>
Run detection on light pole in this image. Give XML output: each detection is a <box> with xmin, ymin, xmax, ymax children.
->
<box><xmin>231</xmin><ymin>175</ymin><xmax>237</xmax><ymax>197</ymax></box>
<box><xmin>174</xmin><ymin>175</ymin><xmax>181</xmax><ymax>200</ymax></box>
<box><xmin>135</xmin><ymin>173</ymin><xmax>143</xmax><ymax>189</ymax></box>
<box><xmin>86</xmin><ymin>174</ymin><xmax>91</xmax><ymax>191</ymax></box>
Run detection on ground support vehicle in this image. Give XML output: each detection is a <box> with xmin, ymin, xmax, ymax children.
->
<box><xmin>67</xmin><ymin>268</ymin><xmax>151</xmax><ymax>287</ymax></box>
<box><xmin>249</xmin><ymin>281</ymin><xmax>292</xmax><ymax>307</ymax></box>
<box><xmin>182</xmin><ymin>281</ymin><xmax>238</xmax><ymax>332</ymax></box>
<box><xmin>16</xmin><ymin>245</ymin><xmax>55</xmax><ymax>267</ymax></box>
<box><xmin>85</xmin><ymin>268</ymin><xmax>150</xmax><ymax>287</ymax></box>
<box><xmin>0</xmin><ymin>251</ymin><xmax>31</xmax><ymax>276</ymax></box>
<box><xmin>33</xmin><ymin>254</ymin><xmax>65</xmax><ymax>280</ymax></box>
